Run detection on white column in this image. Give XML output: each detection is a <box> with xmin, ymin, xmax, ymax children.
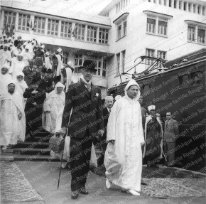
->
<box><xmin>45</xmin><ymin>17</ymin><xmax>48</xmax><ymax>35</ymax></box>
<box><xmin>195</xmin><ymin>25</ymin><xmax>198</xmax><ymax>43</ymax></box>
<box><xmin>171</xmin><ymin>0</ymin><xmax>174</xmax><ymax>8</ymax></box>
<box><xmin>96</xmin><ymin>27</ymin><xmax>99</xmax><ymax>43</ymax></box>
<box><xmin>29</xmin><ymin>14</ymin><xmax>35</xmax><ymax>37</ymax></box>
<box><xmin>0</xmin><ymin>10</ymin><xmax>4</xmax><ymax>30</ymax></box>
<box><xmin>71</xmin><ymin>22</ymin><xmax>76</xmax><ymax>41</ymax></box>
<box><xmin>15</xmin><ymin>12</ymin><xmax>19</xmax><ymax>31</ymax></box>
<box><xmin>84</xmin><ymin>24</ymin><xmax>88</xmax><ymax>42</ymax></box>
<box><xmin>58</xmin><ymin>20</ymin><xmax>61</xmax><ymax>38</ymax></box>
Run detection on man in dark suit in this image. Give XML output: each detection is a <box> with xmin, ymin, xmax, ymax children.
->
<box><xmin>61</xmin><ymin>60</ymin><xmax>104</xmax><ymax>199</ymax></box>
<box><xmin>97</xmin><ymin>96</ymin><xmax>113</xmax><ymax>167</ymax></box>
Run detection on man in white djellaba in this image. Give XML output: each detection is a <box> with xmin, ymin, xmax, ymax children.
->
<box><xmin>104</xmin><ymin>79</ymin><xmax>145</xmax><ymax>196</ymax></box>
<box><xmin>42</xmin><ymin>82</ymin><xmax>65</xmax><ymax>133</ymax></box>
<box><xmin>0</xmin><ymin>80</ymin><xmax>26</xmax><ymax>150</ymax></box>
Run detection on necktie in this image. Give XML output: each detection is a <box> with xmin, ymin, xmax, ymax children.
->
<box><xmin>86</xmin><ymin>84</ymin><xmax>91</xmax><ymax>92</ymax></box>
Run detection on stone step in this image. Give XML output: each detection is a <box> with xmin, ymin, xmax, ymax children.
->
<box><xmin>26</xmin><ymin>136</ymin><xmax>51</xmax><ymax>142</ymax></box>
<box><xmin>14</xmin><ymin>142</ymin><xmax>49</xmax><ymax>149</ymax></box>
<box><xmin>12</xmin><ymin>154</ymin><xmax>61</xmax><ymax>162</ymax></box>
<box><xmin>12</xmin><ymin>148</ymin><xmax>50</xmax><ymax>155</ymax></box>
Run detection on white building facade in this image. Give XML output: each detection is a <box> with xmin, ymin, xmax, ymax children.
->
<box><xmin>99</xmin><ymin>0</ymin><xmax>206</xmax><ymax>89</ymax></box>
<box><xmin>0</xmin><ymin>0</ymin><xmax>206</xmax><ymax>92</ymax></box>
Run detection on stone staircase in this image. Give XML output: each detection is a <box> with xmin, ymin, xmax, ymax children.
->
<box><xmin>1</xmin><ymin>129</ymin><xmax>60</xmax><ymax>161</ymax></box>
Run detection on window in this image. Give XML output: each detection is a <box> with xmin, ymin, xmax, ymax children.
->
<box><xmin>96</xmin><ymin>60</ymin><xmax>102</xmax><ymax>76</ymax></box>
<box><xmin>179</xmin><ymin>1</ymin><xmax>182</xmax><ymax>9</ymax></box>
<box><xmin>193</xmin><ymin>4</ymin><xmax>196</xmax><ymax>13</ymax></box>
<box><xmin>74</xmin><ymin>54</ymin><xmax>84</xmax><ymax>73</ymax></box>
<box><xmin>117</xmin><ymin>24</ymin><xmax>122</xmax><ymax>39</ymax></box>
<box><xmin>147</xmin><ymin>17</ymin><xmax>156</xmax><ymax>33</ymax></box>
<box><xmin>99</xmin><ymin>28</ymin><xmax>109</xmax><ymax>44</ymax></box>
<box><xmin>47</xmin><ymin>19</ymin><xmax>59</xmax><ymax>36</ymax></box>
<box><xmin>174</xmin><ymin>0</ymin><xmax>177</xmax><ymax>8</ymax></box>
<box><xmin>123</xmin><ymin>21</ymin><xmax>127</xmax><ymax>36</ymax></box>
<box><xmin>146</xmin><ymin>15</ymin><xmax>168</xmax><ymax>36</ymax></box>
<box><xmin>102</xmin><ymin>60</ymin><xmax>106</xmax><ymax>77</ymax></box>
<box><xmin>62</xmin><ymin>52</ymin><xmax>69</xmax><ymax>64</ymax></box>
<box><xmin>158</xmin><ymin>20</ymin><xmax>167</xmax><ymax>35</ymax></box>
<box><xmin>157</xmin><ymin>50</ymin><xmax>166</xmax><ymax>60</ymax></box>
<box><xmin>121</xmin><ymin>50</ymin><xmax>126</xmax><ymax>73</ymax></box>
<box><xmin>116</xmin><ymin>53</ymin><xmax>120</xmax><ymax>75</ymax></box>
<box><xmin>145</xmin><ymin>48</ymin><xmax>155</xmax><ymax>65</ymax></box>
<box><xmin>183</xmin><ymin>2</ymin><xmax>187</xmax><ymax>11</ymax></box>
<box><xmin>187</xmin><ymin>23</ymin><xmax>206</xmax><ymax>45</ymax></box>
<box><xmin>18</xmin><ymin>13</ymin><xmax>30</xmax><ymax>31</ymax></box>
<box><xmin>202</xmin><ymin>7</ymin><xmax>205</xmax><ymax>15</ymax></box>
<box><xmin>188</xmin><ymin>3</ymin><xmax>191</xmax><ymax>12</ymax></box>
<box><xmin>116</xmin><ymin>19</ymin><xmax>127</xmax><ymax>40</ymax></box>
<box><xmin>61</xmin><ymin>21</ymin><xmax>72</xmax><ymax>39</ymax></box>
<box><xmin>198</xmin><ymin>5</ymin><xmax>201</xmax><ymax>14</ymax></box>
<box><xmin>34</xmin><ymin>16</ymin><xmax>46</xmax><ymax>34</ymax></box>
<box><xmin>73</xmin><ymin>24</ymin><xmax>85</xmax><ymax>41</ymax></box>
<box><xmin>169</xmin><ymin>0</ymin><xmax>172</xmax><ymax>7</ymax></box>
<box><xmin>188</xmin><ymin>25</ymin><xmax>195</xmax><ymax>42</ymax></box>
<box><xmin>87</xmin><ymin>26</ymin><xmax>97</xmax><ymax>43</ymax></box>
<box><xmin>197</xmin><ymin>28</ymin><xmax>205</xmax><ymax>44</ymax></box>
<box><xmin>4</xmin><ymin>11</ymin><xmax>16</xmax><ymax>28</ymax></box>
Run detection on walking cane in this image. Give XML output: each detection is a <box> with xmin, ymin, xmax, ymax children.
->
<box><xmin>57</xmin><ymin>149</ymin><xmax>64</xmax><ymax>189</ymax></box>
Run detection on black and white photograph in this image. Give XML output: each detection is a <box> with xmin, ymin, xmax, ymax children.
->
<box><xmin>0</xmin><ymin>0</ymin><xmax>206</xmax><ymax>203</ymax></box>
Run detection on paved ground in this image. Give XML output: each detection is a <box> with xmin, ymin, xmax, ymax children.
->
<box><xmin>1</xmin><ymin>161</ymin><xmax>205</xmax><ymax>204</ymax></box>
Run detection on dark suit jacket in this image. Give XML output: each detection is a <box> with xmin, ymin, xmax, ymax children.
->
<box><xmin>102</xmin><ymin>108</ymin><xmax>109</xmax><ymax>138</ymax></box>
<box><xmin>62</xmin><ymin>80</ymin><xmax>104</xmax><ymax>139</ymax></box>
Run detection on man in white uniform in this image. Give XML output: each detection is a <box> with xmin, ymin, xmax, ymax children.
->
<box><xmin>104</xmin><ymin>79</ymin><xmax>145</xmax><ymax>196</ymax></box>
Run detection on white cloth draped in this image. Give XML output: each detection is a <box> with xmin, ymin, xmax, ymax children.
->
<box><xmin>104</xmin><ymin>79</ymin><xmax>144</xmax><ymax>192</ymax></box>
<box><xmin>0</xmin><ymin>89</ymin><xmax>26</xmax><ymax>146</ymax></box>
<box><xmin>45</xmin><ymin>56</ymin><xmax>52</xmax><ymax>70</ymax></box>
<box><xmin>42</xmin><ymin>82</ymin><xmax>65</xmax><ymax>133</ymax></box>
<box><xmin>0</xmin><ymin>72</ymin><xmax>12</xmax><ymax>97</ymax></box>
<box><xmin>56</xmin><ymin>54</ymin><xmax>63</xmax><ymax>76</ymax></box>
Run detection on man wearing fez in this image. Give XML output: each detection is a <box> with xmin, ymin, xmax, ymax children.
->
<box><xmin>61</xmin><ymin>59</ymin><xmax>104</xmax><ymax>199</ymax></box>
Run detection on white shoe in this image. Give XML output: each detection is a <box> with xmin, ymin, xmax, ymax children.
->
<box><xmin>106</xmin><ymin>179</ymin><xmax>112</xmax><ymax>189</ymax></box>
<box><xmin>127</xmin><ymin>189</ymin><xmax>140</xmax><ymax>196</ymax></box>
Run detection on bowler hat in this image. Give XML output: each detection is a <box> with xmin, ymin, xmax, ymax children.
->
<box><xmin>79</xmin><ymin>60</ymin><xmax>97</xmax><ymax>72</ymax></box>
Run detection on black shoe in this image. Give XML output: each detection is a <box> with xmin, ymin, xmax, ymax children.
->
<box><xmin>71</xmin><ymin>191</ymin><xmax>79</xmax><ymax>199</ymax></box>
<box><xmin>79</xmin><ymin>187</ymin><xmax>89</xmax><ymax>195</ymax></box>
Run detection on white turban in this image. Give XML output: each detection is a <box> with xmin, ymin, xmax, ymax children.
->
<box><xmin>55</xmin><ymin>82</ymin><xmax>65</xmax><ymax>89</ymax></box>
<box><xmin>148</xmin><ymin>105</ymin><xmax>156</xmax><ymax>112</ymax></box>
<box><xmin>115</xmin><ymin>95</ymin><xmax>122</xmax><ymax>101</ymax></box>
<box><xmin>105</xmin><ymin>95</ymin><xmax>113</xmax><ymax>101</ymax></box>
<box><xmin>124</xmin><ymin>79</ymin><xmax>140</xmax><ymax>100</ymax></box>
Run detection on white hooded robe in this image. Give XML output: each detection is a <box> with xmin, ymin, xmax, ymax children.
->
<box><xmin>104</xmin><ymin>79</ymin><xmax>144</xmax><ymax>192</ymax></box>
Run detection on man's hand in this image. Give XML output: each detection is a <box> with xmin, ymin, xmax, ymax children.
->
<box><xmin>98</xmin><ymin>129</ymin><xmax>104</xmax><ymax>137</ymax></box>
<box><xmin>18</xmin><ymin>113</ymin><xmax>22</xmax><ymax>120</ymax></box>
<box><xmin>108</xmin><ymin>140</ymin><xmax>115</xmax><ymax>145</ymax></box>
<box><xmin>32</xmin><ymin>90</ymin><xmax>38</xmax><ymax>94</ymax></box>
<box><xmin>61</xmin><ymin>127</ymin><xmax>67</xmax><ymax>135</ymax></box>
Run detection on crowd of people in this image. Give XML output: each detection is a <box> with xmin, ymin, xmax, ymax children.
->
<box><xmin>0</xmin><ymin>33</ymin><xmax>73</xmax><ymax>149</ymax></box>
<box><xmin>0</xmin><ymin>33</ymin><xmax>179</xmax><ymax>199</ymax></box>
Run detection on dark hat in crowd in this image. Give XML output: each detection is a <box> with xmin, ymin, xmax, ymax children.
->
<box><xmin>41</xmin><ymin>67</ymin><xmax>47</xmax><ymax>73</ymax></box>
<box><xmin>46</xmin><ymin>69</ymin><xmax>53</xmax><ymax>74</ymax></box>
<box><xmin>79</xmin><ymin>59</ymin><xmax>97</xmax><ymax>72</ymax></box>
<box><xmin>31</xmin><ymin>77</ymin><xmax>40</xmax><ymax>85</ymax></box>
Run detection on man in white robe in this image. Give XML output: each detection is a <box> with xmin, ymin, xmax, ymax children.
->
<box><xmin>0</xmin><ymin>63</ymin><xmax>12</xmax><ymax>97</ymax></box>
<box><xmin>42</xmin><ymin>82</ymin><xmax>65</xmax><ymax>133</ymax></box>
<box><xmin>104</xmin><ymin>79</ymin><xmax>145</xmax><ymax>196</ymax></box>
<box><xmin>0</xmin><ymin>80</ymin><xmax>26</xmax><ymax>149</ymax></box>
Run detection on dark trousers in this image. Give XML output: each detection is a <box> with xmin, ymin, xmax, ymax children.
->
<box><xmin>70</xmin><ymin>129</ymin><xmax>92</xmax><ymax>192</ymax></box>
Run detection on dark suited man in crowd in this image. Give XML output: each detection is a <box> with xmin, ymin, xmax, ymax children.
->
<box><xmin>97</xmin><ymin>95</ymin><xmax>113</xmax><ymax>167</ymax></box>
<box><xmin>61</xmin><ymin>60</ymin><xmax>104</xmax><ymax>199</ymax></box>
